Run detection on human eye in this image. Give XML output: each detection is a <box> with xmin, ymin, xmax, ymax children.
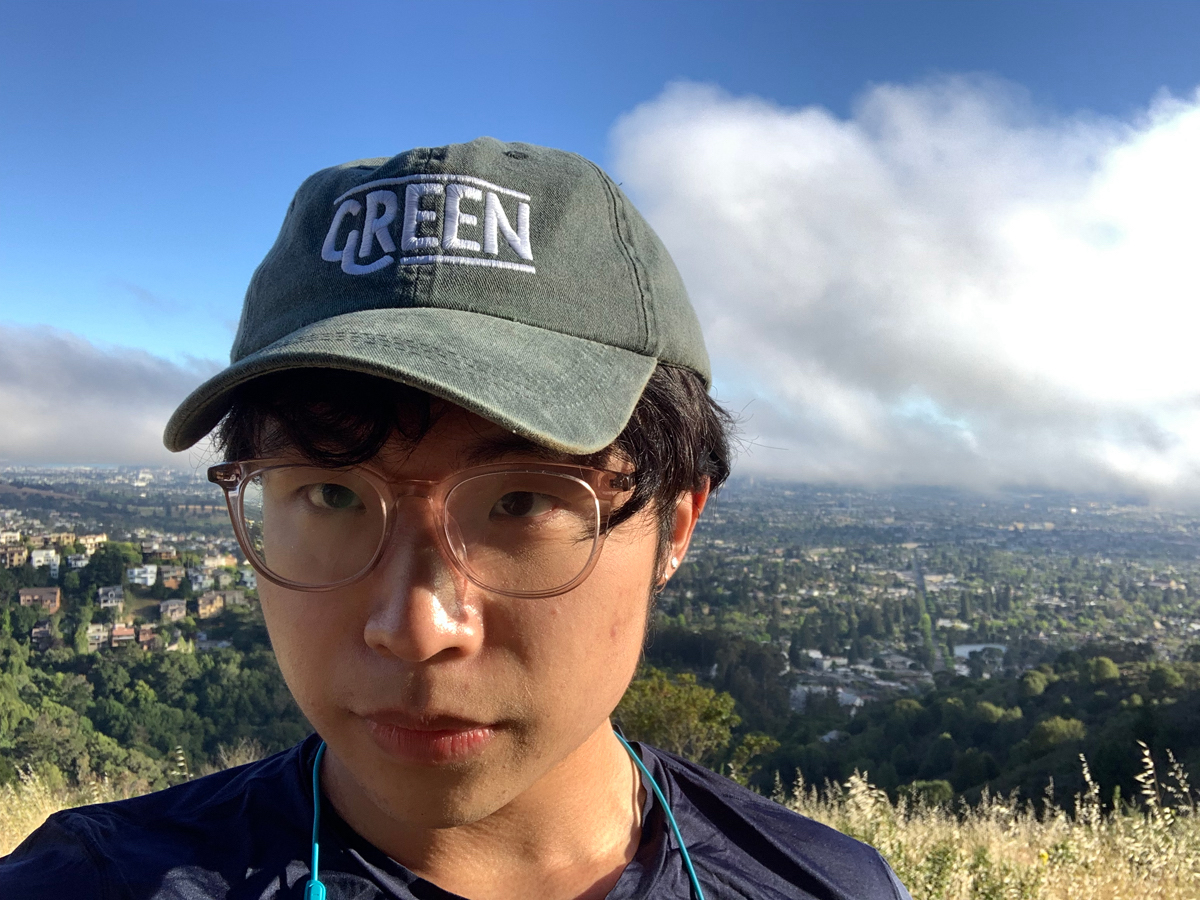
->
<box><xmin>302</xmin><ymin>482</ymin><xmax>365</xmax><ymax>511</ymax></box>
<box><xmin>490</xmin><ymin>491</ymin><xmax>558</xmax><ymax>520</ymax></box>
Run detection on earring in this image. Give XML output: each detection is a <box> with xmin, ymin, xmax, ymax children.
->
<box><xmin>670</xmin><ymin>557</ymin><xmax>679</xmax><ymax>569</ymax></box>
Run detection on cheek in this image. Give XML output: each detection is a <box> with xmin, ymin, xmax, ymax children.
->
<box><xmin>259</xmin><ymin>584</ymin><xmax>348</xmax><ymax>716</ymax></box>
<box><xmin>561</xmin><ymin>535</ymin><xmax>658</xmax><ymax>692</ymax></box>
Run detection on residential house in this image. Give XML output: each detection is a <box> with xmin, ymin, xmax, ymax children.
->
<box><xmin>110</xmin><ymin>624</ymin><xmax>136</xmax><ymax>647</ymax></box>
<box><xmin>79</xmin><ymin>533</ymin><xmax>108</xmax><ymax>554</ymax></box>
<box><xmin>215</xmin><ymin>570</ymin><xmax>235</xmax><ymax>589</ymax></box>
<box><xmin>195</xmin><ymin>630</ymin><xmax>232</xmax><ymax>651</ymax></box>
<box><xmin>0</xmin><ymin>531</ymin><xmax>20</xmax><ymax>544</ymax></box>
<box><xmin>217</xmin><ymin>589</ymin><xmax>247</xmax><ymax>607</ymax></box>
<box><xmin>160</xmin><ymin>598</ymin><xmax>187</xmax><ymax>622</ymax></box>
<box><xmin>30</xmin><ymin>549</ymin><xmax>59</xmax><ymax>578</ymax></box>
<box><xmin>18</xmin><ymin>587</ymin><xmax>60</xmax><ymax>614</ymax></box>
<box><xmin>0</xmin><ymin>546</ymin><xmax>28</xmax><ymax>568</ymax></box>
<box><xmin>164</xmin><ymin>628</ymin><xmax>188</xmax><ymax>652</ymax></box>
<box><xmin>42</xmin><ymin>531</ymin><xmax>75</xmax><ymax>549</ymax></box>
<box><xmin>137</xmin><ymin>624</ymin><xmax>161</xmax><ymax>651</ymax></box>
<box><xmin>86</xmin><ymin>623</ymin><xmax>111</xmax><ymax>653</ymax></box>
<box><xmin>204</xmin><ymin>553</ymin><xmax>238</xmax><ymax>569</ymax></box>
<box><xmin>159</xmin><ymin>565</ymin><xmax>186</xmax><ymax>590</ymax></box>
<box><xmin>30</xmin><ymin>620</ymin><xmax>54</xmax><ymax>651</ymax></box>
<box><xmin>98</xmin><ymin>585</ymin><xmax>124</xmax><ymax>611</ymax></box>
<box><xmin>187</xmin><ymin>568</ymin><xmax>214</xmax><ymax>591</ymax></box>
<box><xmin>127</xmin><ymin>564</ymin><xmax>158</xmax><ymax>587</ymax></box>
<box><xmin>239</xmin><ymin>567</ymin><xmax>258</xmax><ymax>590</ymax></box>
<box><xmin>197</xmin><ymin>591</ymin><xmax>225</xmax><ymax>619</ymax></box>
<box><xmin>67</xmin><ymin>553</ymin><xmax>89</xmax><ymax>569</ymax></box>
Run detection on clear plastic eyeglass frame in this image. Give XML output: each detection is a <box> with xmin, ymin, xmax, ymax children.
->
<box><xmin>207</xmin><ymin>460</ymin><xmax>636</xmax><ymax>599</ymax></box>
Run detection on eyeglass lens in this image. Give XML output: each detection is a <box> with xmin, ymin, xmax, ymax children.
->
<box><xmin>238</xmin><ymin>467</ymin><xmax>602</xmax><ymax>593</ymax></box>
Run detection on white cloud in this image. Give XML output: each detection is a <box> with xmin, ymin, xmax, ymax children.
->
<box><xmin>0</xmin><ymin>325</ymin><xmax>220</xmax><ymax>466</ymax></box>
<box><xmin>612</xmin><ymin>77</ymin><xmax>1200</xmax><ymax>494</ymax></box>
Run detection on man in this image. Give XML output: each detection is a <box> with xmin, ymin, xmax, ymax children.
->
<box><xmin>1</xmin><ymin>139</ymin><xmax>910</xmax><ymax>899</ymax></box>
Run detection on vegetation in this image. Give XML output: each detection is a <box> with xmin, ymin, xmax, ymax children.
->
<box><xmin>9</xmin><ymin>471</ymin><xmax>1200</xmax><ymax>893</ymax></box>
<box><xmin>6</xmin><ymin>732</ymin><xmax>1200</xmax><ymax>899</ymax></box>
<box><xmin>0</xmin><ymin>599</ymin><xmax>309</xmax><ymax>791</ymax></box>
<box><xmin>786</xmin><ymin>749</ymin><xmax>1200</xmax><ymax>899</ymax></box>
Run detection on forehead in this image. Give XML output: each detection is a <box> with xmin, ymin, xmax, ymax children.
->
<box><xmin>390</xmin><ymin>407</ymin><xmax>576</xmax><ymax>470</ymax></box>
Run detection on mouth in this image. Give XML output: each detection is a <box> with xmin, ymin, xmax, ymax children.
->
<box><xmin>358</xmin><ymin>710</ymin><xmax>499</xmax><ymax>765</ymax></box>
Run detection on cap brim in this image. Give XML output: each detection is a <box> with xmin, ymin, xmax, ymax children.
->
<box><xmin>163</xmin><ymin>307</ymin><xmax>658</xmax><ymax>455</ymax></box>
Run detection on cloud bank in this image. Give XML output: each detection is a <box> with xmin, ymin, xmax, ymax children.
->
<box><xmin>0</xmin><ymin>325</ymin><xmax>219</xmax><ymax>466</ymax></box>
<box><xmin>612</xmin><ymin>77</ymin><xmax>1200</xmax><ymax>495</ymax></box>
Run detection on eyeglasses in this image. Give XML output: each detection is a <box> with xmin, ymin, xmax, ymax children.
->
<box><xmin>207</xmin><ymin>460</ymin><xmax>635</xmax><ymax>598</ymax></box>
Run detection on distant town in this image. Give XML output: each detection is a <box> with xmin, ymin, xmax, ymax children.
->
<box><xmin>1</xmin><ymin>465</ymin><xmax>256</xmax><ymax>654</ymax></box>
<box><xmin>653</xmin><ymin>479</ymin><xmax>1200</xmax><ymax>718</ymax></box>
<box><xmin>4</xmin><ymin>465</ymin><xmax>1200</xmax><ymax>682</ymax></box>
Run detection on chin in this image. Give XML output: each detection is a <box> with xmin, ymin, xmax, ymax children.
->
<box><xmin>364</xmin><ymin>766</ymin><xmax>526</xmax><ymax>828</ymax></box>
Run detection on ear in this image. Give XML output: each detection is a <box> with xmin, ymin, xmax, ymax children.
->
<box><xmin>661</xmin><ymin>481</ymin><xmax>710</xmax><ymax>584</ymax></box>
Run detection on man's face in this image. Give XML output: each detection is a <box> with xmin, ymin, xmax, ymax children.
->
<box><xmin>259</xmin><ymin>404</ymin><xmax>672</xmax><ymax>828</ymax></box>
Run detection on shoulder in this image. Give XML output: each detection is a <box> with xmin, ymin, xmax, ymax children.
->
<box><xmin>642</xmin><ymin>745</ymin><xmax>909</xmax><ymax>900</ymax></box>
<box><xmin>0</xmin><ymin>812</ymin><xmax>110</xmax><ymax>900</ymax></box>
<box><xmin>0</xmin><ymin>740</ymin><xmax>314</xmax><ymax>900</ymax></box>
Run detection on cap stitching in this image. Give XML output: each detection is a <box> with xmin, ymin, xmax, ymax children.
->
<box><xmin>581</xmin><ymin>158</ymin><xmax>650</xmax><ymax>355</ymax></box>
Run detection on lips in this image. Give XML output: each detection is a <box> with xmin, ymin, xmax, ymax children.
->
<box><xmin>359</xmin><ymin>710</ymin><xmax>498</xmax><ymax>764</ymax></box>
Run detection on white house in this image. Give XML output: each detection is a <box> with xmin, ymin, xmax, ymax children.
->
<box><xmin>126</xmin><ymin>564</ymin><xmax>158</xmax><ymax>587</ymax></box>
<box><xmin>239</xmin><ymin>567</ymin><xmax>257</xmax><ymax>590</ymax></box>
<box><xmin>30</xmin><ymin>549</ymin><xmax>59</xmax><ymax>578</ymax></box>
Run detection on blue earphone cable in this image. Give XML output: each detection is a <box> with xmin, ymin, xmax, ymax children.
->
<box><xmin>305</xmin><ymin>735</ymin><xmax>704</xmax><ymax>900</ymax></box>
<box><xmin>613</xmin><ymin>732</ymin><xmax>707</xmax><ymax>900</ymax></box>
<box><xmin>306</xmin><ymin>741</ymin><xmax>327</xmax><ymax>900</ymax></box>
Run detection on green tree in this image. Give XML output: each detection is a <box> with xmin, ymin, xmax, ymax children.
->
<box><xmin>1148</xmin><ymin>664</ymin><xmax>1184</xmax><ymax>693</ymax></box>
<box><xmin>9</xmin><ymin>604</ymin><xmax>39</xmax><ymax>642</ymax></box>
<box><xmin>726</xmin><ymin>732</ymin><xmax>781</xmax><ymax>787</ymax></box>
<box><xmin>1029</xmin><ymin>716</ymin><xmax>1086</xmax><ymax>755</ymax></box>
<box><xmin>1086</xmin><ymin>656</ymin><xmax>1120</xmax><ymax>684</ymax></box>
<box><xmin>1019</xmin><ymin>670</ymin><xmax>1048</xmax><ymax>698</ymax></box>
<box><xmin>616</xmin><ymin>667</ymin><xmax>740</xmax><ymax>765</ymax></box>
<box><xmin>72</xmin><ymin>604</ymin><xmax>94</xmax><ymax>655</ymax></box>
<box><xmin>83</xmin><ymin>544</ymin><xmax>129</xmax><ymax>590</ymax></box>
<box><xmin>901</xmin><ymin>779</ymin><xmax>953</xmax><ymax>807</ymax></box>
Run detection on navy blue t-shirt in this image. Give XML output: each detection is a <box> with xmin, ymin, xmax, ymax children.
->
<box><xmin>0</xmin><ymin>735</ymin><xmax>910</xmax><ymax>899</ymax></box>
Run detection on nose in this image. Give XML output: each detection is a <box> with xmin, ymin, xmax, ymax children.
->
<box><xmin>361</xmin><ymin>497</ymin><xmax>483</xmax><ymax>663</ymax></box>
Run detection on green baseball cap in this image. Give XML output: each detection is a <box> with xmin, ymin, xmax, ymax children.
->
<box><xmin>163</xmin><ymin>137</ymin><xmax>710</xmax><ymax>455</ymax></box>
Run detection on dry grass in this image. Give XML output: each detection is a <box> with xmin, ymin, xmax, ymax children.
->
<box><xmin>0</xmin><ymin>740</ymin><xmax>267</xmax><ymax>857</ymax></box>
<box><xmin>4</xmin><ymin>742</ymin><xmax>1200</xmax><ymax>897</ymax></box>
<box><xmin>784</xmin><ymin>744</ymin><xmax>1200</xmax><ymax>899</ymax></box>
<box><xmin>0</xmin><ymin>771</ymin><xmax>128</xmax><ymax>857</ymax></box>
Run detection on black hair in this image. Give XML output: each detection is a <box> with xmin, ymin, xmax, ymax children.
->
<box><xmin>216</xmin><ymin>365</ymin><xmax>734</xmax><ymax>566</ymax></box>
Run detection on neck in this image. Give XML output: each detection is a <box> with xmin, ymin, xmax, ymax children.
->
<box><xmin>322</xmin><ymin>722</ymin><xmax>645</xmax><ymax>900</ymax></box>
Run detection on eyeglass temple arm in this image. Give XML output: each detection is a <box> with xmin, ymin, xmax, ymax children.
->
<box><xmin>208</xmin><ymin>463</ymin><xmax>242</xmax><ymax>489</ymax></box>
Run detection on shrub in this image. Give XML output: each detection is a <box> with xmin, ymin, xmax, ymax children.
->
<box><xmin>1020</xmin><ymin>670</ymin><xmax>1048</xmax><ymax>698</ymax></box>
<box><xmin>1087</xmin><ymin>656</ymin><xmax>1120</xmax><ymax>684</ymax></box>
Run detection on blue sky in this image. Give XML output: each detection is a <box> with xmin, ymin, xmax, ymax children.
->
<box><xmin>5</xmin><ymin>1</ymin><xmax>1200</xmax><ymax>486</ymax></box>
<box><xmin>4</xmin><ymin>0</ymin><xmax>1200</xmax><ymax>363</ymax></box>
